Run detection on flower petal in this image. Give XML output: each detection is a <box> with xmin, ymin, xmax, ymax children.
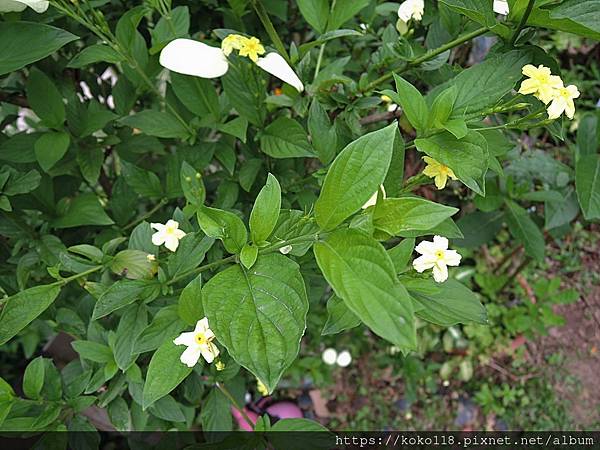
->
<box><xmin>432</xmin><ymin>263</ymin><xmax>448</xmax><ymax>283</ymax></box>
<box><xmin>160</xmin><ymin>39</ymin><xmax>229</xmax><ymax>78</ymax></box>
<box><xmin>200</xmin><ymin>342</ymin><xmax>219</xmax><ymax>363</ymax></box>
<box><xmin>432</xmin><ymin>235</ymin><xmax>449</xmax><ymax>250</ymax></box>
<box><xmin>414</xmin><ymin>240</ymin><xmax>436</xmax><ymax>255</ymax></box>
<box><xmin>150</xmin><ymin>222</ymin><xmax>165</xmax><ymax>232</ymax></box>
<box><xmin>443</xmin><ymin>249</ymin><xmax>462</xmax><ymax>266</ymax></box>
<box><xmin>256</xmin><ymin>53</ymin><xmax>304</xmax><ymax>92</ymax></box>
<box><xmin>164</xmin><ymin>234</ymin><xmax>180</xmax><ymax>252</ymax></box>
<box><xmin>196</xmin><ymin>317</ymin><xmax>210</xmax><ymax>333</ymax></box>
<box><xmin>493</xmin><ymin>0</ymin><xmax>509</xmax><ymax>15</ymax></box>
<box><xmin>413</xmin><ymin>254</ymin><xmax>436</xmax><ymax>272</ymax></box>
<box><xmin>173</xmin><ymin>331</ymin><xmax>196</xmax><ymax>347</ymax></box>
<box><xmin>180</xmin><ymin>346</ymin><xmax>202</xmax><ymax>367</ymax></box>
<box><xmin>0</xmin><ymin>0</ymin><xmax>48</xmax><ymax>12</ymax></box>
<box><xmin>547</xmin><ymin>98</ymin><xmax>565</xmax><ymax>120</ymax></box>
<box><xmin>151</xmin><ymin>231</ymin><xmax>166</xmax><ymax>246</ymax></box>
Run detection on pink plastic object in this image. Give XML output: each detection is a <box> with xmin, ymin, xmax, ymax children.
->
<box><xmin>232</xmin><ymin>400</ymin><xmax>303</xmax><ymax>430</ymax></box>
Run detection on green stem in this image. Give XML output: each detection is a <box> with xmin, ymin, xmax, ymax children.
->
<box><xmin>250</xmin><ymin>0</ymin><xmax>290</xmax><ymax>62</ymax></box>
<box><xmin>123</xmin><ymin>198</ymin><xmax>168</xmax><ymax>230</ymax></box>
<box><xmin>54</xmin><ymin>265</ymin><xmax>103</xmax><ymax>286</ymax></box>
<box><xmin>509</xmin><ymin>0</ymin><xmax>535</xmax><ymax>47</ymax></box>
<box><xmin>167</xmin><ymin>255</ymin><xmax>237</xmax><ymax>286</ymax></box>
<box><xmin>313</xmin><ymin>43</ymin><xmax>326</xmax><ymax>81</ymax></box>
<box><xmin>363</xmin><ymin>27</ymin><xmax>488</xmax><ymax>92</ymax></box>
<box><xmin>216</xmin><ymin>382</ymin><xmax>255</xmax><ymax>430</ymax></box>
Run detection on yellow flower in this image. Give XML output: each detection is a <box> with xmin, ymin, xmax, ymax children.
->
<box><xmin>215</xmin><ymin>360</ymin><xmax>225</xmax><ymax>371</ymax></box>
<box><xmin>238</xmin><ymin>36</ymin><xmax>266</xmax><ymax>63</ymax></box>
<box><xmin>518</xmin><ymin>64</ymin><xmax>563</xmax><ymax>105</ymax></box>
<box><xmin>221</xmin><ymin>34</ymin><xmax>246</xmax><ymax>56</ymax></box>
<box><xmin>422</xmin><ymin>156</ymin><xmax>457</xmax><ymax>190</ymax></box>
<box><xmin>257</xmin><ymin>378</ymin><xmax>269</xmax><ymax>396</ymax></box>
<box><xmin>547</xmin><ymin>84</ymin><xmax>580</xmax><ymax>120</ymax></box>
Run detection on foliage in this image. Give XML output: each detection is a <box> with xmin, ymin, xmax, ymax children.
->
<box><xmin>0</xmin><ymin>0</ymin><xmax>598</xmax><ymax>439</ymax></box>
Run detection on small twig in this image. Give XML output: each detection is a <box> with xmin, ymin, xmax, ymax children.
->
<box><xmin>216</xmin><ymin>382</ymin><xmax>255</xmax><ymax>430</ymax></box>
<box><xmin>359</xmin><ymin>109</ymin><xmax>402</xmax><ymax>125</ymax></box>
<box><xmin>0</xmin><ymin>92</ymin><xmax>29</xmax><ymax>108</ymax></box>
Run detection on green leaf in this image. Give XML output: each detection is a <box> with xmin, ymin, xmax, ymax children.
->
<box><xmin>68</xmin><ymin>44</ymin><xmax>124</xmax><ymax>68</ymax></box>
<box><xmin>197</xmin><ymin>206</ymin><xmax>247</xmax><ymax>254</ymax></box>
<box><xmin>297</xmin><ymin>0</ymin><xmax>329</xmax><ymax>33</ymax></box>
<box><xmin>0</xmin><ymin>284</ymin><xmax>61</xmax><ymax>345</ymax></box>
<box><xmin>373</xmin><ymin>197</ymin><xmax>458</xmax><ymax>236</ymax></box>
<box><xmin>133</xmin><ymin>306</ymin><xmax>185</xmax><ymax>354</ymax></box>
<box><xmin>201</xmin><ymin>388</ymin><xmax>232</xmax><ymax>432</ymax></box>
<box><xmin>505</xmin><ymin>200</ymin><xmax>545</xmax><ymax>262</ymax></box>
<box><xmin>148</xmin><ymin>395</ymin><xmax>185</xmax><ymax>422</ymax></box>
<box><xmin>110</xmin><ymin>249</ymin><xmax>157</xmax><ymax>280</ymax></box>
<box><xmin>113</xmin><ymin>304</ymin><xmax>146</xmax><ymax>371</ymax></box>
<box><xmin>23</xmin><ymin>356</ymin><xmax>45</xmax><ymax>400</ymax></box>
<box><xmin>77</xmin><ymin>147</ymin><xmax>104</xmax><ymax>184</ymax></box>
<box><xmin>26</xmin><ymin>68</ymin><xmax>66</xmax><ymax>128</ymax></box>
<box><xmin>142</xmin><ymin>341</ymin><xmax>192</xmax><ymax>409</ymax></box>
<box><xmin>178</xmin><ymin>275</ymin><xmax>204</xmax><ymax>326</ymax></box>
<box><xmin>260</xmin><ymin>117</ymin><xmax>314</xmax><ymax>159</ymax></box>
<box><xmin>121</xmin><ymin>161</ymin><xmax>163</xmax><ymax>199</ymax></box>
<box><xmin>429</xmin><ymin>86</ymin><xmax>458</xmax><ymax>129</ymax></box>
<box><xmin>240</xmin><ymin>243</ymin><xmax>259</xmax><ymax>269</ymax></box>
<box><xmin>250</xmin><ymin>173</ymin><xmax>281</xmax><ymax>243</ymax></box>
<box><xmin>575</xmin><ymin>154</ymin><xmax>600</xmax><ymax>220</ymax></box>
<box><xmin>203</xmin><ymin>254</ymin><xmax>309</xmax><ymax>393</ymax></box>
<box><xmin>403</xmin><ymin>278</ymin><xmax>487</xmax><ymax>326</ymax></box>
<box><xmin>415</xmin><ymin>131</ymin><xmax>488</xmax><ymax>195</ymax></box>
<box><xmin>216</xmin><ymin>117</ymin><xmax>248</xmax><ymax>143</ymax></box>
<box><xmin>180</xmin><ymin>161</ymin><xmax>206</xmax><ymax>206</ymax></box>
<box><xmin>107</xmin><ymin>397</ymin><xmax>130</xmax><ymax>431</ymax></box>
<box><xmin>0</xmin><ymin>22</ymin><xmax>78</xmax><ymax>76</ymax></box>
<box><xmin>322</xmin><ymin>295</ymin><xmax>361</xmax><ymax>335</ymax></box>
<box><xmin>431</xmin><ymin>50</ymin><xmax>531</xmax><ymax>116</ymax></box>
<box><xmin>308</xmin><ymin>99</ymin><xmax>337</xmax><ymax>164</ymax></box>
<box><xmin>576</xmin><ymin>112</ymin><xmax>599</xmax><ymax>157</ymax></box>
<box><xmin>327</xmin><ymin>0</ymin><xmax>370</xmax><ymax>30</ymax></box>
<box><xmin>455</xmin><ymin>211</ymin><xmax>504</xmax><ymax>248</ymax></box>
<box><xmin>222</xmin><ymin>62</ymin><xmax>266</xmax><ymax>126</ymax></box>
<box><xmin>34</xmin><ymin>132</ymin><xmax>70</xmax><ymax>172</ymax></box>
<box><xmin>439</xmin><ymin>0</ymin><xmax>496</xmax><ymax>27</ymax></box>
<box><xmin>387</xmin><ymin>238</ymin><xmax>415</xmax><ymax>273</ymax></box>
<box><xmin>314</xmin><ymin>229</ymin><xmax>416</xmax><ymax>350</ymax></box>
<box><xmin>51</xmin><ymin>193</ymin><xmax>114</xmax><ymax>228</ymax></box>
<box><xmin>71</xmin><ymin>341</ymin><xmax>113</xmax><ymax>363</ymax></box>
<box><xmin>2</xmin><ymin>169</ymin><xmax>40</xmax><ymax>196</ymax></box>
<box><xmin>550</xmin><ymin>0</ymin><xmax>600</xmax><ymax>34</ymax></box>
<box><xmin>119</xmin><ymin>111</ymin><xmax>190</xmax><ymax>139</ymax></box>
<box><xmin>167</xmin><ymin>233</ymin><xmax>214</xmax><ymax>278</ymax></box>
<box><xmin>315</xmin><ymin>123</ymin><xmax>399</xmax><ymax>230</ymax></box>
<box><xmin>171</xmin><ymin>73</ymin><xmax>220</xmax><ymax>121</ymax></box>
<box><xmin>383</xmin><ymin>75</ymin><xmax>428</xmax><ymax>132</ymax></box>
<box><xmin>92</xmin><ymin>279</ymin><xmax>160</xmax><ymax>320</ymax></box>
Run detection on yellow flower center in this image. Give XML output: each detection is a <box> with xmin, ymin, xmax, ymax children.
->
<box><xmin>195</xmin><ymin>332</ymin><xmax>208</xmax><ymax>345</ymax></box>
<box><xmin>165</xmin><ymin>225</ymin><xmax>177</xmax><ymax>234</ymax></box>
<box><xmin>435</xmin><ymin>250</ymin><xmax>445</xmax><ymax>260</ymax></box>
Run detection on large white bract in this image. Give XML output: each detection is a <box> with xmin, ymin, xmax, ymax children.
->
<box><xmin>0</xmin><ymin>0</ymin><xmax>48</xmax><ymax>13</ymax></box>
<box><xmin>160</xmin><ymin>37</ymin><xmax>304</xmax><ymax>92</ymax></box>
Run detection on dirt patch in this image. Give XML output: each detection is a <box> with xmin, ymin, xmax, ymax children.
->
<box><xmin>537</xmin><ymin>228</ymin><xmax>600</xmax><ymax>428</ymax></box>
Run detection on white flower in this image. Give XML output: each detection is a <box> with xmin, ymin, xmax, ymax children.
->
<box><xmin>493</xmin><ymin>0</ymin><xmax>509</xmax><ymax>15</ymax></box>
<box><xmin>336</xmin><ymin>350</ymin><xmax>352</xmax><ymax>367</ymax></box>
<box><xmin>0</xmin><ymin>0</ymin><xmax>48</xmax><ymax>13</ymax></box>
<box><xmin>412</xmin><ymin>235</ymin><xmax>461</xmax><ymax>283</ymax></box>
<box><xmin>322</xmin><ymin>348</ymin><xmax>337</xmax><ymax>365</ymax></box>
<box><xmin>362</xmin><ymin>185</ymin><xmax>386</xmax><ymax>209</ymax></box>
<box><xmin>398</xmin><ymin>0</ymin><xmax>424</xmax><ymax>22</ymax></box>
<box><xmin>151</xmin><ymin>219</ymin><xmax>186</xmax><ymax>252</ymax></box>
<box><xmin>547</xmin><ymin>84</ymin><xmax>580</xmax><ymax>120</ymax></box>
<box><xmin>159</xmin><ymin>35</ymin><xmax>304</xmax><ymax>92</ymax></box>
<box><xmin>279</xmin><ymin>244</ymin><xmax>293</xmax><ymax>255</ymax></box>
<box><xmin>173</xmin><ymin>317</ymin><xmax>220</xmax><ymax>367</ymax></box>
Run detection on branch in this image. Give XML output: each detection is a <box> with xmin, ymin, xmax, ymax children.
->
<box><xmin>359</xmin><ymin>109</ymin><xmax>402</xmax><ymax>125</ymax></box>
<box><xmin>0</xmin><ymin>92</ymin><xmax>29</xmax><ymax>108</ymax></box>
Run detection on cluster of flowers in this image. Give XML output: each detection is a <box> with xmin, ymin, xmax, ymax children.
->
<box><xmin>518</xmin><ymin>65</ymin><xmax>580</xmax><ymax>120</ymax></box>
